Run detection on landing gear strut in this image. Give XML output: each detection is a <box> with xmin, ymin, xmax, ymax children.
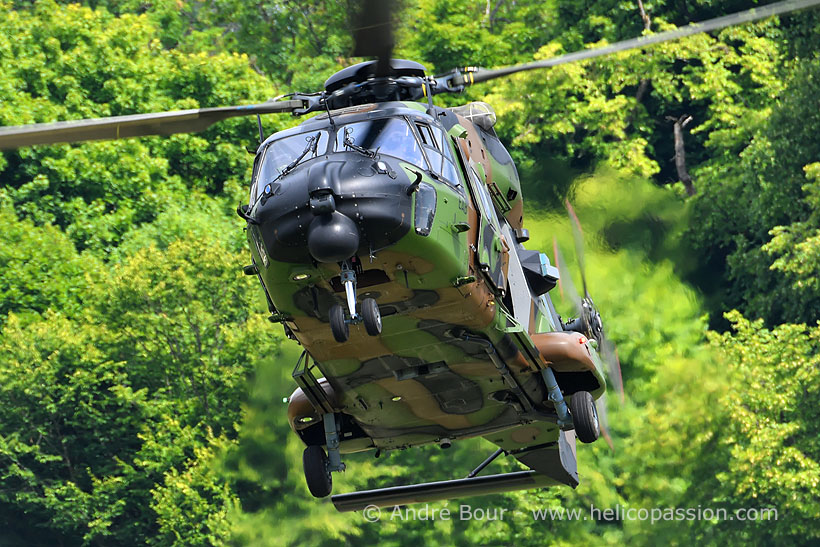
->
<box><xmin>329</xmin><ymin>260</ymin><xmax>382</xmax><ymax>342</ymax></box>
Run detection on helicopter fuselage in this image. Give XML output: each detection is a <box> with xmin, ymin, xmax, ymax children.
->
<box><xmin>244</xmin><ymin>100</ymin><xmax>605</xmax><ymax>487</ymax></box>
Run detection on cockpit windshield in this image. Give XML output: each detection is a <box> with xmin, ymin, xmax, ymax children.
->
<box><xmin>256</xmin><ymin>130</ymin><xmax>329</xmax><ymax>189</ymax></box>
<box><xmin>335</xmin><ymin>118</ymin><xmax>426</xmax><ymax>168</ymax></box>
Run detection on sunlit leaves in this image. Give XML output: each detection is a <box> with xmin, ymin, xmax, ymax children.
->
<box><xmin>706</xmin><ymin>312</ymin><xmax>820</xmax><ymax>543</ymax></box>
<box><xmin>0</xmin><ymin>0</ymin><xmax>282</xmax><ymax>251</ymax></box>
<box><xmin>0</xmin><ymin>203</ymin><xmax>97</xmax><ymax>321</ymax></box>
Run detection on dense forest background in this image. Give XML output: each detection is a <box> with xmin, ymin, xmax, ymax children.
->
<box><xmin>1</xmin><ymin>0</ymin><xmax>818</xmax><ymax>545</ymax></box>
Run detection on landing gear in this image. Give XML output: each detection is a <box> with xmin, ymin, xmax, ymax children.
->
<box><xmin>303</xmin><ymin>445</ymin><xmax>332</xmax><ymax>497</ymax></box>
<box><xmin>340</xmin><ymin>261</ymin><xmax>358</xmax><ymax>322</ymax></box>
<box><xmin>361</xmin><ymin>297</ymin><xmax>382</xmax><ymax>335</ymax></box>
<box><xmin>539</xmin><ymin>367</ymin><xmax>573</xmax><ymax>430</ymax></box>
<box><xmin>303</xmin><ymin>413</ymin><xmax>347</xmax><ymax>498</ymax></box>
<box><xmin>330</xmin><ymin>260</ymin><xmax>382</xmax><ymax>341</ymax></box>
<box><xmin>569</xmin><ymin>391</ymin><xmax>600</xmax><ymax>443</ymax></box>
<box><xmin>329</xmin><ymin>304</ymin><xmax>349</xmax><ymax>343</ymax></box>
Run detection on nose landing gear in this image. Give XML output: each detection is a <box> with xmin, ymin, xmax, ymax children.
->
<box><xmin>329</xmin><ymin>304</ymin><xmax>349</xmax><ymax>343</ymax></box>
<box><xmin>329</xmin><ymin>261</ymin><xmax>382</xmax><ymax>343</ymax></box>
<box><xmin>361</xmin><ymin>297</ymin><xmax>382</xmax><ymax>336</ymax></box>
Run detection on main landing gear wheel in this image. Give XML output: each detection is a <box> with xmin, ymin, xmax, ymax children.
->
<box><xmin>361</xmin><ymin>297</ymin><xmax>382</xmax><ymax>336</ymax></box>
<box><xmin>569</xmin><ymin>391</ymin><xmax>600</xmax><ymax>444</ymax></box>
<box><xmin>329</xmin><ymin>304</ymin><xmax>348</xmax><ymax>343</ymax></box>
<box><xmin>303</xmin><ymin>445</ymin><xmax>332</xmax><ymax>498</ymax></box>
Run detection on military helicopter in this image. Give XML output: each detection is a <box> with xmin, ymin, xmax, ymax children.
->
<box><xmin>1</xmin><ymin>0</ymin><xmax>817</xmax><ymax>512</ymax></box>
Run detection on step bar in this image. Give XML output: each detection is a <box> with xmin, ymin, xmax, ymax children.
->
<box><xmin>331</xmin><ymin>470</ymin><xmax>561</xmax><ymax>512</ymax></box>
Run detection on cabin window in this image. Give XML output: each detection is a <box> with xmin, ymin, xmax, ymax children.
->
<box><xmin>469</xmin><ymin>162</ymin><xmax>502</xmax><ymax>232</ymax></box>
<box><xmin>335</xmin><ymin>118</ymin><xmax>426</xmax><ymax>169</ymax></box>
<box><xmin>416</xmin><ymin>123</ymin><xmax>435</xmax><ymax>147</ymax></box>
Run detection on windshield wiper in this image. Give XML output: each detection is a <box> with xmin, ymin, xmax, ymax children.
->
<box><xmin>281</xmin><ymin>132</ymin><xmax>320</xmax><ymax>177</ymax></box>
<box><xmin>254</xmin><ymin>133</ymin><xmax>320</xmax><ymax>206</ymax></box>
<box><xmin>342</xmin><ymin>127</ymin><xmax>376</xmax><ymax>158</ymax></box>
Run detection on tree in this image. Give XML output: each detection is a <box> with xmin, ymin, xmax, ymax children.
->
<box><xmin>0</xmin><ymin>202</ymin><xmax>96</xmax><ymax>322</ymax></box>
<box><xmin>0</xmin><ymin>0</ymin><xmax>286</xmax><ymax>252</ymax></box>
<box><xmin>699</xmin><ymin>312</ymin><xmax>820</xmax><ymax>543</ymax></box>
<box><xmin>685</xmin><ymin>57</ymin><xmax>820</xmax><ymax>326</ymax></box>
<box><xmin>0</xmin><ymin>234</ymin><xmax>281</xmax><ymax>543</ymax></box>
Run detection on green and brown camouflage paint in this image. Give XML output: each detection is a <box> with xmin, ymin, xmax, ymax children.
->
<box><xmin>248</xmin><ymin>100</ymin><xmax>605</xmax><ymax>481</ymax></box>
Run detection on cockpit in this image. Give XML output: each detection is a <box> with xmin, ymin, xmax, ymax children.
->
<box><xmin>250</xmin><ymin>113</ymin><xmax>462</xmax><ymax>204</ymax></box>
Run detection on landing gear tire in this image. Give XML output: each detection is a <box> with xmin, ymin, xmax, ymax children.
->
<box><xmin>361</xmin><ymin>298</ymin><xmax>382</xmax><ymax>336</ymax></box>
<box><xmin>329</xmin><ymin>304</ymin><xmax>348</xmax><ymax>343</ymax></box>
<box><xmin>303</xmin><ymin>445</ymin><xmax>332</xmax><ymax>498</ymax></box>
<box><xmin>569</xmin><ymin>391</ymin><xmax>600</xmax><ymax>444</ymax></box>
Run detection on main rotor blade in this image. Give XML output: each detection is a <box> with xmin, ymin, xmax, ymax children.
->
<box><xmin>442</xmin><ymin>0</ymin><xmax>820</xmax><ymax>88</ymax></box>
<box><xmin>596</xmin><ymin>396</ymin><xmax>615</xmax><ymax>452</ymax></box>
<box><xmin>565</xmin><ymin>199</ymin><xmax>589</xmax><ymax>300</ymax></box>
<box><xmin>351</xmin><ymin>0</ymin><xmax>396</xmax><ymax>76</ymax></box>
<box><xmin>0</xmin><ymin>100</ymin><xmax>303</xmax><ymax>149</ymax></box>
<box><xmin>552</xmin><ymin>236</ymin><xmax>583</xmax><ymax>316</ymax></box>
<box><xmin>600</xmin><ymin>338</ymin><xmax>625</xmax><ymax>404</ymax></box>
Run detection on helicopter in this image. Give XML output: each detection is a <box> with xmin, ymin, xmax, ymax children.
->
<box><xmin>1</xmin><ymin>0</ymin><xmax>818</xmax><ymax>513</ymax></box>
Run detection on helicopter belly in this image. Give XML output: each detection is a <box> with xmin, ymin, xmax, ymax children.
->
<box><xmin>283</xmin><ymin>266</ymin><xmax>549</xmax><ymax>451</ymax></box>
<box><xmin>268</xmin><ymin>168</ymin><xmax>555</xmax><ymax>451</ymax></box>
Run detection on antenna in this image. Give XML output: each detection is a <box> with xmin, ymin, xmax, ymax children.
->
<box><xmin>425</xmin><ymin>78</ymin><xmax>435</xmax><ymax>116</ymax></box>
<box><xmin>324</xmin><ymin>94</ymin><xmax>337</xmax><ymax>133</ymax></box>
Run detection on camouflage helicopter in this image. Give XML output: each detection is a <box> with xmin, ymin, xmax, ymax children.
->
<box><xmin>1</xmin><ymin>0</ymin><xmax>818</xmax><ymax>512</ymax></box>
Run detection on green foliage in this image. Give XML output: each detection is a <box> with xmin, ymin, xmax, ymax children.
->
<box><xmin>700</xmin><ymin>312</ymin><xmax>820</xmax><ymax>544</ymax></box>
<box><xmin>765</xmin><ymin>162</ymin><xmax>820</xmax><ymax>300</ymax></box>
<box><xmin>1</xmin><ymin>1</ymin><xmax>819</xmax><ymax>545</ymax></box>
<box><xmin>92</xmin><ymin>237</ymin><xmax>271</xmax><ymax>432</ymax></box>
<box><xmin>399</xmin><ymin>0</ymin><xmax>556</xmax><ymax>73</ymax></box>
<box><xmin>483</xmin><ymin>15</ymin><xmax>789</xmax><ymax>206</ymax></box>
<box><xmin>0</xmin><ymin>313</ymin><xmax>139</xmax><ymax>543</ymax></box>
<box><xmin>0</xmin><ymin>203</ymin><xmax>97</xmax><ymax>322</ymax></box>
<box><xmin>113</xmin><ymin>193</ymin><xmax>248</xmax><ymax>257</ymax></box>
<box><xmin>0</xmin><ymin>0</ymin><xmax>285</xmax><ymax>251</ymax></box>
<box><xmin>685</xmin><ymin>57</ymin><xmax>820</xmax><ymax>326</ymax></box>
<box><xmin>151</xmin><ymin>433</ymin><xmax>241</xmax><ymax>546</ymax></box>
<box><xmin>185</xmin><ymin>0</ymin><xmax>354</xmax><ymax>89</ymax></box>
<box><xmin>0</xmin><ymin>234</ymin><xmax>280</xmax><ymax>543</ymax></box>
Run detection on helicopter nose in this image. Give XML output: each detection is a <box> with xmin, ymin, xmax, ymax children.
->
<box><xmin>306</xmin><ymin>211</ymin><xmax>360</xmax><ymax>263</ymax></box>
<box><xmin>252</xmin><ymin>152</ymin><xmax>413</xmax><ymax>264</ymax></box>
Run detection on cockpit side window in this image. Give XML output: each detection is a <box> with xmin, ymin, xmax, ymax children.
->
<box><xmin>416</xmin><ymin>123</ymin><xmax>435</xmax><ymax>147</ymax></box>
<box><xmin>335</xmin><ymin>118</ymin><xmax>426</xmax><ymax>169</ymax></box>
<box><xmin>249</xmin><ymin>152</ymin><xmax>262</xmax><ymax>205</ymax></box>
<box><xmin>415</xmin><ymin>122</ymin><xmax>460</xmax><ymax>186</ymax></box>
